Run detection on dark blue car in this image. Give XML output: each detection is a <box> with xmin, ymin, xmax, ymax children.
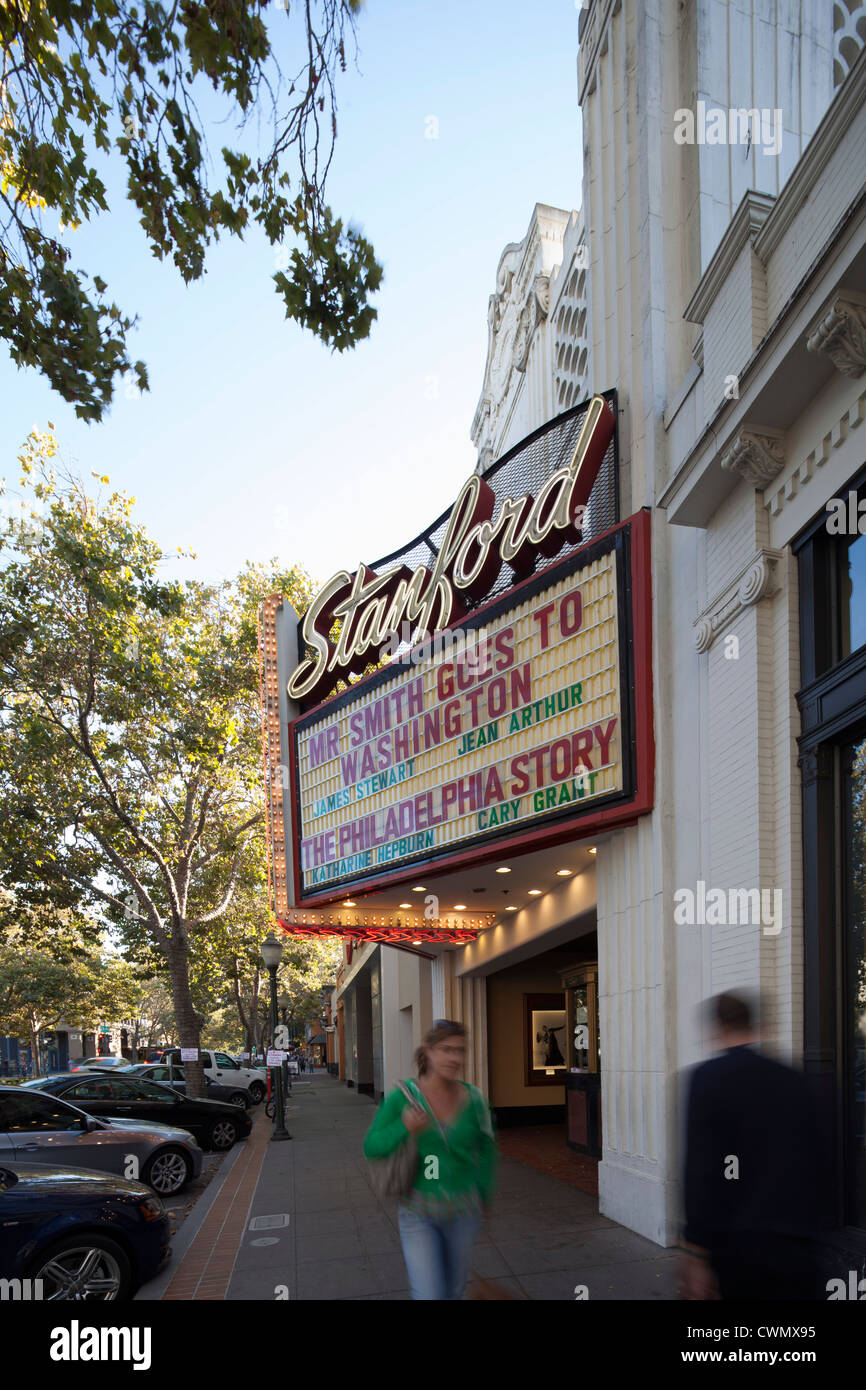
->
<box><xmin>0</xmin><ymin>1163</ymin><xmax>170</xmax><ymax>1300</ymax></box>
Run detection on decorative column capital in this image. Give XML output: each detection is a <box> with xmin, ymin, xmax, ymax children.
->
<box><xmin>806</xmin><ymin>294</ymin><xmax>866</xmax><ymax>379</ymax></box>
<box><xmin>797</xmin><ymin>745</ymin><xmax>834</xmax><ymax>787</ymax></box>
<box><xmin>693</xmin><ymin>549</ymin><xmax>782</xmax><ymax>653</ymax></box>
<box><xmin>720</xmin><ymin>429</ymin><xmax>786</xmax><ymax>489</ymax></box>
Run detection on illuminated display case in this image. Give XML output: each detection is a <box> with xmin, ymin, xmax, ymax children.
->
<box><xmin>559</xmin><ymin>961</ymin><xmax>601</xmax><ymax>1157</ymax></box>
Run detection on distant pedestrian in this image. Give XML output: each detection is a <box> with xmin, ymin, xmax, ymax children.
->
<box><xmin>681</xmin><ymin>992</ymin><xmax>824</xmax><ymax>1300</ymax></box>
<box><xmin>298</xmin><ymin>1055</ymin><xmax>305</xmax><ymax>1073</ymax></box>
<box><xmin>363</xmin><ymin>1019</ymin><xmax>498</xmax><ymax>1301</ymax></box>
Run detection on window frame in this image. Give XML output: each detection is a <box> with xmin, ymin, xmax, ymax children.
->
<box><xmin>795</xmin><ymin>466</ymin><xmax>866</xmax><ymax>1248</ymax></box>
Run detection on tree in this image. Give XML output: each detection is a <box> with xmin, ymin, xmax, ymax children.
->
<box><xmin>125</xmin><ymin>974</ymin><xmax>176</xmax><ymax>1057</ymax></box>
<box><xmin>0</xmin><ymin>0</ymin><xmax>382</xmax><ymax>420</ymax></box>
<box><xmin>0</xmin><ymin>429</ymin><xmax>314</xmax><ymax>1093</ymax></box>
<box><xmin>0</xmin><ymin>898</ymin><xmax>139</xmax><ymax>1075</ymax></box>
<box><xmin>184</xmin><ymin>870</ymin><xmax>339</xmax><ymax>1058</ymax></box>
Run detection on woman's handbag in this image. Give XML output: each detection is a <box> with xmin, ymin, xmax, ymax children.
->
<box><xmin>366</xmin><ymin>1081</ymin><xmax>423</xmax><ymax>1199</ymax></box>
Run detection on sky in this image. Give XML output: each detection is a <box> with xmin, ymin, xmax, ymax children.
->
<box><xmin>0</xmin><ymin>0</ymin><xmax>584</xmax><ymax>590</ymax></box>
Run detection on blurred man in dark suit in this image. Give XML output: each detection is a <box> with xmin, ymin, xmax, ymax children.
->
<box><xmin>681</xmin><ymin>992</ymin><xmax>823</xmax><ymax>1300</ymax></box>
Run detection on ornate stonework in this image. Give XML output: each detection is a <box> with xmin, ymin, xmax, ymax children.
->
<box><xmin>472</xmin><ymin>205</ymin><xmax>572</xmax><ymax>471</ymax></box>
<box><xmin>693</xmin><ymin>550</ymin><xmax>782</xmax><ymax>653</ymax></box>
<box><xmin>719</xmin><ymin>429</ymin><xmax>786</xmax><ymax>489</ymax></box>
<box><xmin>806</xmin><ymin>294</ymin><xmax>866</xmax><ymax>379</ymax></box>
<box><xmin>833</xmin><ymin>1</ymin><xmax>866</xmax><ymax>87</ymax></box>
<box><xmin>514</xmin><ymin>274</ymin><xmax>551</xmax><ymax>372</ymax></box>
<box><xmin>766</xmin><ymin>388</ymin><xmax>866</xmax><ymax>519</ymax></box>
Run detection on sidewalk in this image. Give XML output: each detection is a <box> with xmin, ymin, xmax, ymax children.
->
<box><xmin>156</xmin><ymin>1071</ymin><xmax>679</xmax><ymax>1301</ymax></box>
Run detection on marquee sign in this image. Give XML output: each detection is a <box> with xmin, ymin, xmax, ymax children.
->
<box><xmin>260</xmin><ymin>392</ymin><xmax>654</xmax><ymax>917</ymax></box>
<box><xmin>287</xmin><ymin>517</ymin><xmax>653</xmax><ymax>905</ymax></box>
<box><xmin>287</xmin><ymin>396</ymin><xmax>616</xmax><ymax>706</ymax></box>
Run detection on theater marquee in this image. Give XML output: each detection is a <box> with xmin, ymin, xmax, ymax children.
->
<box><xmin>264</xmin><ymin>393</ymin><xmax>654</xmax><ymax>914</ymax></box>
<box><xmin>296</xmin><ymin>540</ymin><xmax>627</xmax><ymax>894</ymax></box>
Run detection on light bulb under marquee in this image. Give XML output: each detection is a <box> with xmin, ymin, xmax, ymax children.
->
<box><xmin>528</xmin><ymin>889</ymin><xmax>542</xmax><ymax>896</ymax></box>
<box><xmin>495</xmin><ymin>866</ymin><xmax>511</xmax><ymax>874</ymax></box>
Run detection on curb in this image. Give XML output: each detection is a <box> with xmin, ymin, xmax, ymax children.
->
<box><xmin>134</xmin><ymin>1127</ymin><xmax>248</xmax><ymax>1301</ymax></box>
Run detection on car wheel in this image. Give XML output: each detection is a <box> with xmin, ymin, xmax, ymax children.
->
<box><xmin>27</xmin><ymin>1233</ymin><xmax>131</xmax><ymax>1301</ymax></box>
<box><xmin>228</xmin><ymin>1091</ymin><xmax>249</xmax><ymax>1109</ymax></box>
<box><xmin>209</xmin><ymin>1118</ymin><xmax>238</xmax><ymax>1151</ymax></box>
<box><xmin>248</xmin><ymin>1081</ymin><xmax>265</xmax><ymax>1104</ymax></box>
<box><xmin>143</xmin><ymin>1145</ymin><xmax>192</xmax><ymax>1195</ymax></box>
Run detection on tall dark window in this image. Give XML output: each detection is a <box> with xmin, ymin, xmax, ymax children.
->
<box><xmin>843</xmin><ymin>737</ymin><xmax>866</xmax><ymax>1228</ymax></box>
<box><xmin>796</xmin><ymin>464</ymin><xmax>866</xmax><ymax>1243</ymax></box>
<box><xmin>842</xmin><ymin>532</ymin><xmax>866</xmax><ymax>659</ymax></box>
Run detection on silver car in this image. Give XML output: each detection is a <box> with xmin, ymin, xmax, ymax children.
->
<box><xmin>0</xmin><ymin>1085</ymin><xmax>202</xmax><ymax>1196</ymax></box>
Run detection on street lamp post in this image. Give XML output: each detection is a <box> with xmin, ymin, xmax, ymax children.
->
<box><xmin>261</xmin><ymin>930</ymin><xmax>290</xmax><ymax>1142</ymax></box>
<box><xmin>277</xmin><ymin>992</ymin><xmax>290</xmax><ymax>1097</ymax></box>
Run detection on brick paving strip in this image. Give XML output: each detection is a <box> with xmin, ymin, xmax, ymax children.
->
<box><xmin>162</xmin><ymin>1105</ymin><xmax>273</xmax><ymax>1300</ymax></box>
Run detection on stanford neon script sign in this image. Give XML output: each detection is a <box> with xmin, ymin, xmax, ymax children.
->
<box><xmin>288</xmin><ymin>395</ymin><xmax>616</xmax><ymax>704</ymax></box>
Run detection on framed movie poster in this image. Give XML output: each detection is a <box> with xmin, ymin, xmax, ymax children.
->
<box><xmin>525</xmin><ymin>993</ymin><xmax>567</xmax><ymax>1088</ymax></box>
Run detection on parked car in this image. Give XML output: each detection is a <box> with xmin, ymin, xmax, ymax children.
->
<box><xmin>0</xmin><ymin>1085</ymin><xmax>202</xmax><ymax>1195</ymax></box>
<box><xmin>127</xmin><ymin>1063</ymin><xmax>251</xmax><ymax>1110</ymax></box>
<box><xmin>0</xmin><ymin>1162</ymin><xmax>170</xmax><ymax>1300</ymax></box>
<box><xmin>160</xmin><ymin>1049</ymin><xmax>266</xmax><ymax>1103</ymax></box>
<box><xmin>68</xmin><ymin>1056</ymin><xmax>130</xmax><ymax>1072</ymax></box>
<box><xmin>23</xmin><ymin>1072</ymin><xmax>251</xmax><ymax>1152</ymax></box>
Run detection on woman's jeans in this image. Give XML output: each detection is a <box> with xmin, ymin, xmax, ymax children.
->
<box><xmin>398</xmin><ymin>1203</ymin><xmax>482</xmax><ymax>1300</ymax></box>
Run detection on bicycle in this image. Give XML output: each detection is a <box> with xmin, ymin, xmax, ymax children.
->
<box><xmin>264</xmin><ymin>1065</ymin><xmax>293</xmax><ymax>1120</ymax></box>
<box><xmin>264</xmin><ymin>1091</ymin><xmax>290</xmax><ymax>1121</ymax></box>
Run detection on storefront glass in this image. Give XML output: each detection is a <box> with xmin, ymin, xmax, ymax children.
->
<box><xmin>841</xmin><ymin>532</ymin><xmax>866</xmax><ymax>658</ymax></box>
<box><xmin>844</xmin><ymin>736</ymin><xmax>866</xmax><ymax>1229</ymax></box>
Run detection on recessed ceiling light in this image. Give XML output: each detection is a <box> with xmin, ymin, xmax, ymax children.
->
<box><xmin>412</xmin><ymin>938</ymin><xmax>422</xmax><ymax>944</ymax></box>
<box><xmin>506</xmin><ymin>905</ymin><xmax>518</xmax><ymax>912</ymax></box>
<box><xmin>528</xmin><ymin>889</ymin><xmax>542</xmax><ymax>896</ymax></box>
<box><xmin>343</xmin><ymin>900</ymin><xmax>357</xmax><ymax>907</ymax></box>
<box><xmin>412</xmin><ymin>885</ymin><xmax>426</xmax><ymax>892</ymax></box>
<box><xmin>556</xmin><ymin>869</ymin><xmax>572</xmax><ymax>877</ymax></box>
<box><xmin>453</xmin><ymin>904</ymin><xmax>467</xmax><ymax>910</ymax></box>
<box><xmin>399</xmin><ymin>902</ymin><xmax>411</xmax><ymax>909</ymax></box>
<box><xmin>588</xmin><ymin>846</ymin><xmax>597</xmax><ymax>855</ymax></box>
<box><xmin>495</xmin><ymin>866</ymin><xmax>511</xmax><ymax>874</ymax></box>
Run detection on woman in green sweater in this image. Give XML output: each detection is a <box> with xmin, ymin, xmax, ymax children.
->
<box><xmin>363</xmin><ymin>1019</ymin><xmax>498</xmax><ymax>1300</ymax></box>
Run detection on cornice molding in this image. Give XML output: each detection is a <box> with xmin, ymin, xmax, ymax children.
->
<box><xmin>765</xmin><ymin>387</ymin><xmax>866</xmax><ymax>518</ymax></box>
<box><xmin>806</xmin><ymin>291</ymin><xmax>866</xmax><ymax>379</ymax></box>
<box><xmin>684</xmin><ymin>192</ymin><xmax>776</xmax><ymax>327</ymax></box>
<box><xmin>754</xmin><ymin>45</ymin><xmax>866</xmax><ymax>263</ymax></box>
<box><xmin>694</xmin><ymin>549</ymin><xmax>783</xmax><ymax>653</ymax></box>
<box><xmin>720</xmin><ymin>427</ymin><xmax>786</xmax><ymax>489</ymax></box>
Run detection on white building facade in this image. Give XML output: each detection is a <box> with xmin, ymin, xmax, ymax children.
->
<box><xmin>451</xmin><ymin>2</ymin><xmax>866</xmax><ymax>1252</ymax></box>
<box><xmin>284</xmin><ymin>2</ymin><xmax>866</xmax><ymax>1266</ymax></box>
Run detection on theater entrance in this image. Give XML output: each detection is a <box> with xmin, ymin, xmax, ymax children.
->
<box><xmin>483</xmin><ymin>929</ymin><xmax>600</xmax><ymax>1196</ymax></box>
